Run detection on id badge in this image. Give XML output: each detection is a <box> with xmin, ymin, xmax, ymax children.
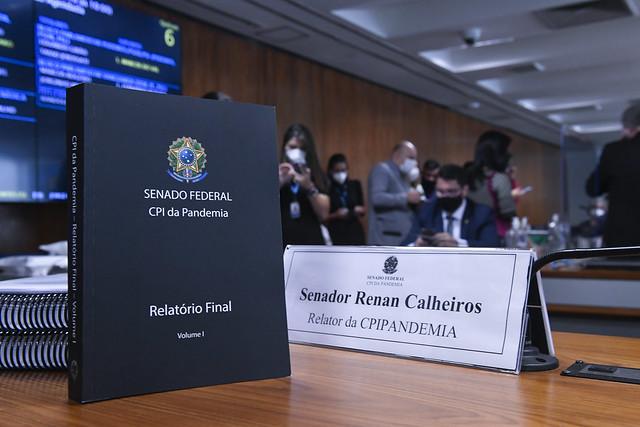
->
<box><xmin>290</xmin><ymin>201</ymin><xmax>301</xmax><ymax>219</ymax></box>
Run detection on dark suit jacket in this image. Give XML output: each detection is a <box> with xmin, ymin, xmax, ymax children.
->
<box><xmin>586</xmin><ymin>134</ymin><xmax>640</xmax><ymax>246</ymax></box>
<box><xmin>403</xmin><ymin>199</ymin><xmax>500</xmax><ymax>247</ymax></box>
<box><xmin>367</xmin><ymin>160</ymin><xmax>414</xmax><ymax>245</ymax></box>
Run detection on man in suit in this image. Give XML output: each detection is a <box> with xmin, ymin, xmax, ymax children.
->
<box><xmin>403</xmin><ymin>164</ymin><xmax>500</xmax><ymax>247</ymax></box>
<box><xmin>586</xmin><ymin>105</ymin><xmax>640</xmax><ymax>247</ymax></box>
<box><xmin>367</xmin><ymin>141</ymin><xmax>422</xmax><ymax>245</ymax></box>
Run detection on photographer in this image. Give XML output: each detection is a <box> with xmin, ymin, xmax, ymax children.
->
<box><xmin>325</xmin><ymin>153</ymin><xmax>366</xmax><ymax>245</ymax></box>
<box><xmin>278</xmin><ymin>124</ymin><xmax>330</xmax><ymax>248</ymax></box>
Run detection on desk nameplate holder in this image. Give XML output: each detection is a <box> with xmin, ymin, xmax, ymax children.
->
<box><xmin>284</xmin><ymin>245</ymin><xmax>554</xmax><ymax>374</ymax></box>
<box><xmin>534</xmin><ymin>246</ymin><xmax>640</xmax><ymax>383</ymax></box>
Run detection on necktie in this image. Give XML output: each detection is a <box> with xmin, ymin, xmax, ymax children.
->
<box><xmin>446</xmin><ymin>215</ymin><xmax>454</xmax><ymax>235</ymax></box>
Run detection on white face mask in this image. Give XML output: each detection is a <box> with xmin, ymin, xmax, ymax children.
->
<box><xmin>286</xmin><ymin>148</ymin><xmax>306</xmax><ymax>164</ymax></box>
<box><xmin>407</xmin><ymin>166</ymin><xmax>420</xmax><ymax>183</ymax></box>
<box><xmin>399</xmin><ymin>157</ymin><xmax>418</xmax><ymax>175</ymax></box>
<box><xmin>332</xmin><ymin>171</ymin><xmax>348</xmax><ymax>184</ymax></box>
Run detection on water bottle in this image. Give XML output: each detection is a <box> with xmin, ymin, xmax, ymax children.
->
<box><xmin>505</xmin><ymin>217</ymin><xmax>521</xmax><ymax>248</ymax></box>
<box><xmin>547</xmin><ymin>213</ymin><xmax>566</xmax><ymax>252</ymax></box>
<box><xmin>519</xmin><ymin>217</ymin><xmax>531</xmax><ymax>248</ymax></box>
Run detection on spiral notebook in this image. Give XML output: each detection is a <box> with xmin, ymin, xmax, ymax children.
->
<box><xmin>0</xmin><ymin>330</ymin><xmax>67</xmax><ymax>370</ymax></box>
<box><xmin>0</xmin><ymin>274</ymin><xmax>68</xmax><ymax>370</ymax></box>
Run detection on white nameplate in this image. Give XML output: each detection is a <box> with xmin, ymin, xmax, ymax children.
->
<box><xmin>284</xmin><ymin>245</ymin><xmax>536</xmax><ymax>373</ymax></box>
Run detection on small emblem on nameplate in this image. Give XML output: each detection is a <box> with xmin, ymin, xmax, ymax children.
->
<box><xmin>383</xmin><ymin>256</ymin><xmax>398</xmax><ymax>274</ymax></box>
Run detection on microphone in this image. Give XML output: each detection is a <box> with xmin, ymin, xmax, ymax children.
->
<box><xmin>522</xmin><ymin>246</ymin><xmax>640</xmax><ymax>371</ymax></box>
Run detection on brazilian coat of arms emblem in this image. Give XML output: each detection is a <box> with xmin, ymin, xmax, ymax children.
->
<box><xmin>382</xmin><ymin>256</ymin><xmax>398</xmax><ymax>275</ymax></box>
<box><xmin>167</xmin><ymin>137</ymin><xmax>207</xmax><ymax>182</ymax></box>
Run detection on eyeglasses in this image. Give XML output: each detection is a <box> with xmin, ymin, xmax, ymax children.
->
<box><xmin>435</xmin><ymin>188</ymin><xmax>461</xmax><ymax>197</ymax></box>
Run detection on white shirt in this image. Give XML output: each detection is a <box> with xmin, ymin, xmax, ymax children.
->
<box><xmin>440</xmin><ymin>199</ymin><xmax>469</xmax><ymax>247</ymax></box>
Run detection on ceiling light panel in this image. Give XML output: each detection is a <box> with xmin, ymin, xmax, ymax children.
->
<box><xmin>331</xmin><ymin>0</ymin><xmax>581</xmax><ymax>39</ymax></box>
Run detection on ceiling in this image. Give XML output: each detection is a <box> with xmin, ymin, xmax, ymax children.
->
<box><xmin>144</xmin><ymin>0</ymin><xmax>640</xmax><ymax>146</ymax></box>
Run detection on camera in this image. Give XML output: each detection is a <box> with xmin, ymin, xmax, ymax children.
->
<box><xmin>293</xmin><ymin>162</ymin><xmax>307</xmax><ymax>174</ymax></box>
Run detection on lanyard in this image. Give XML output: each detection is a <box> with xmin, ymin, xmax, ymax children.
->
<box><xmin>290</xmin><ymin>181</ymin><xmax>300</xmax><ymax>197</ymax></box>
<box><xmin>334</xmin><ymin>184</ymin><xmax>347</xmax><ymax>206</ymax></box>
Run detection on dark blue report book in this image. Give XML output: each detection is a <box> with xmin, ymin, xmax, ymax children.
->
<box><xmin>66</xmin><ymin>83</ymin><xmax>290</xmax><ymax>403</ymax></box>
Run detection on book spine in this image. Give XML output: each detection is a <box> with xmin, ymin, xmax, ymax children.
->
<box><xmin>0</xmin><ymin>293</ymin><xmax>67</xmax><ymax>330</ymax></box>
<box><xmin>67</xmin><ymin>84</ymin><xmax>86</xmax><ymax>400</ymax></box>
<box><xmin>0</xmin><ymin>331</ymin><xmax>68</xmax><ymax>370</ymax></box>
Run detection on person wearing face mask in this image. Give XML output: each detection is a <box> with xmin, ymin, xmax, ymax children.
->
<box><xmin>572</xmin><ymin>197</ymin><xmax>607</xmax><ymax>247</ymax></box>
<box><xmin>278</xmin><ymin>123</ymin><xmax>331</xmax><ymax>249</ymax></box>
<box><xmin>325</xmin><ymin>153</ymin><xmax>365</xmax><ymax>245</ymax></box>
<box><xmin>367</xmin><ymin>140</ymin><xmax>422</xmax><ymax>245</ymax></box>
<box><xmin>420</xmin><ymin>158</ymin><xmax>440</xmax><ymax>201</ymax></box>
<box><xmin>403</xmin><ymin>164</ymin><xmax>500</xmax><ymax>248</ymax></box>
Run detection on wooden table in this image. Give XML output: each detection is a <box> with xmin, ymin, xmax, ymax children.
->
<box><xmin>2</xmin><ymin>332</ymin><xmax>640</xmax><ymax>425</ymax></box>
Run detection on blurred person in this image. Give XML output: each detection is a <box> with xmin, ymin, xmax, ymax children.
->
<box><xmin>367</xmin><ymin>140</ymin><xmax>421</xmax><ymax>245</ymax></box>
<box><xmin>466</xmin><ymin>130</ymin><xmax>517</xmax><ymax>241</ymax></box>
<box><xmin>202</xmin><ymin>91</ymin><xmax>232</xmax><ymax>101</ymax></box>
<box><xmin>586</xmin><ymin>105</ymin><xmax>640</xmax><ymax>246</ymax></box>
<box><xmin>420</xmin><ymin>158</ymin><xmax>440</xmax><ymax>201</ymax></box>
<box><xmin>278</xmin><ymin>124</ymin><xmax>330</xmax><ymax>248</ymax></box>
<box><xmin>403</xmin><ymin>164</ymin><xmax>499</xmax><ymax>247</ymax></box>
<box><xmin>325</xmin><ymin>153</ymin><xmax>366</xmax><ymax>245</ymax></box>
<box><xmin>572</xmin><ymin>197</ymin><xmax>607</xmax><ymax>247</ymax></box>
<box><xmin>507</xmin><ymin>165</ymin><xmax>530</xmax><ymax>203</ymax></box>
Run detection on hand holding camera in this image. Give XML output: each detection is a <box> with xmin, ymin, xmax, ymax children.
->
<box><xmin>292</xmin><ymin>162</ymin><xmax>313</xmax><ymax>189</ymax></box>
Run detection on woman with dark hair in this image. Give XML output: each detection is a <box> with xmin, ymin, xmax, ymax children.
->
<box><xmin>278</xmin><ymin>123</ymin><xmax>330</xmax><ymax>248</ymax></box>
<box><xmin>466</xmin><ymin>130</ymin><xmax>517</xmax><ymax>241</ymax></box>
<box><xmin>325</xmin><ymin>153</ymin><xmax>366</xmax><ymax>245</ymax></box>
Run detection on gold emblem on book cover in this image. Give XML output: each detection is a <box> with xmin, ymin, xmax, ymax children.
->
<box><xmin>167</xmin><ymin>137</ymin><xmax>207</xmax><ymax>182</ymax></box>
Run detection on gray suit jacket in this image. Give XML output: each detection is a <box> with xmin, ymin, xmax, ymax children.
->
<box><xmin>367</xmin><ymin>159</ymin><xmax>414</xmax><ymax>245</ymax></box>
